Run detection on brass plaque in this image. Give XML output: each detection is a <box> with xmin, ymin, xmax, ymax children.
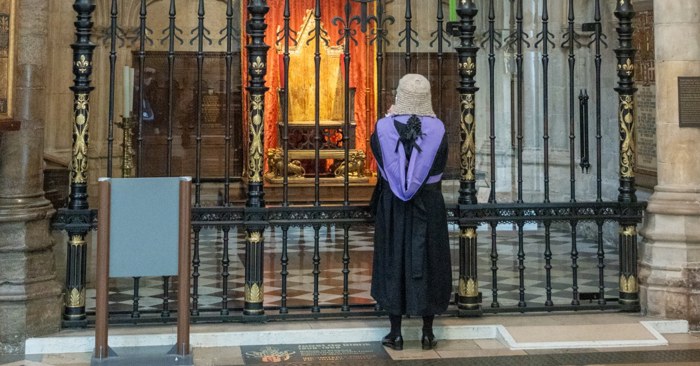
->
<box><xmin>679</xmin><ymin>77</ymin><xmax>700</xmax><ymax>128</ymax></box>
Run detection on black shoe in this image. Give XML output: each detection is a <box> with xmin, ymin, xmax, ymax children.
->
<box><xmin>421</xmin><ymin>333</ymin><xmax>437</xmax><ymax>350</ymax></box>
<box><xmin>381</xmin><ymin>334</ymin><xmax>404</xmax><ymax>350</ymax></box>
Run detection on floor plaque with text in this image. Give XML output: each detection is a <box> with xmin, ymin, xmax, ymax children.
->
<box><xmin>241</xmin><ymin>342</ymin><xmax>389</xmax><ymax>364</ymax></box>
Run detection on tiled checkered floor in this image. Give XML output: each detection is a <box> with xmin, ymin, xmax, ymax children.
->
<box><xmin>88</xmin><ymin>223</ymin><xmax>620</xmax><ymax>316</ymax></box>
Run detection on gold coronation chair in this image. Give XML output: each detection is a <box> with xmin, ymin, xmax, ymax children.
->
<box><xmin>265</xmin><ymin>9</ymin><xmax>366</xmax><ymax>183</ymax></box>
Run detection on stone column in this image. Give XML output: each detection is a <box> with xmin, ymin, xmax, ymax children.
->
<box><xmin>639</xmin><ymin>0</ymin><xmax>700</xmax><ymax>329</ymax></box>
<box><xmin>0</xmin><ymin>0</ymin><xmax>61</xmax><ymax>354</ymax></box>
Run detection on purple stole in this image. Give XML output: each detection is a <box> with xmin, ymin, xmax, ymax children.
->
<box><xmin>375</xmin><ymin>115</ymin><xmax>445</xmax><ymax>201</ymax></box>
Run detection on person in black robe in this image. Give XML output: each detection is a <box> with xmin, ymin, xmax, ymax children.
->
<box><xmin>370</xmin><ymin>74</ymin><xmax>452</xmax><ymax>351</ymax></box>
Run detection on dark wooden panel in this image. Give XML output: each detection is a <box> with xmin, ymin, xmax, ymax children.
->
<box><xmin>132</xmin><ymin>52</ymin><xmax>244</xmax><ymax>179</ymax></box>
<box><xmin>382</xmin><ymin>53</ymin><xmax>461</xmax><ymax>179</ymax></box>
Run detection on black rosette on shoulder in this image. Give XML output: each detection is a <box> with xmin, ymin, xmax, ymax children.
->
<box><xmin>394</xmin><ymin>115</ymin><xmax>424</xmax><ymax>159</ymax></box>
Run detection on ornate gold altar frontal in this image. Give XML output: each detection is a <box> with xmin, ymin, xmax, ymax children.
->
<box><xmin>278</xmin><ymin>9</ymin><xmax>345</xmax><ymax>123</ymax></box>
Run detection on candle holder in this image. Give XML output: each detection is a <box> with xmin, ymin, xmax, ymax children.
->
<box><xmin>116</xmin><ymin>114</ymin><xmax>136</xmax><ymax>178</ymax></box>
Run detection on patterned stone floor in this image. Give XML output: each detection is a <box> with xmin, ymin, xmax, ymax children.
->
<box><xmin>4</xmin><ymin>314</ymin><xmax>700</xmax><ymax>365</ymax></box>
<box><xmin>87</xmin><ymin>222</ymin><xmax>621</xmax><ymax>316</ymax></box>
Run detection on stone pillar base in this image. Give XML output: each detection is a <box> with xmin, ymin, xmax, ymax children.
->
<box><xmin>0</xmin><ymin>200</ymin><xmax>61</xmax><ymax>354</ymax></box>
<box><xmin>639</xmin><ymin>186</ymin><xmax>700</xmax><ymax>329</ymax></box>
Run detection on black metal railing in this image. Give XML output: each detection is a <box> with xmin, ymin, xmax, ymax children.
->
<box><xmin>53</xmin><ymin>0</ymin><xmax>644</xmax><ymax>327</ymax></box>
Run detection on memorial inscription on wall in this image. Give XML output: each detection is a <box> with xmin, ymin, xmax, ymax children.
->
<box><xmin>678</xmin><ymin>77</ymin><xmax>700</xmax><ymax>128</ymax></box>
<box><xmin>0</xmin><ymin>0</ymin><xmax>14</xmax><ymax>118</ymax></box>
<box><xmin>633</xmin><ymin>9</ymin><xmax>657</xmax><ymax>188</ymax></box>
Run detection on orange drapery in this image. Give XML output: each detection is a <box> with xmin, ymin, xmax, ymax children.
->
<box><xmin>242</xmin><ymin>1</ymin><xmax>376</xmax><ymax>173</ymax></box>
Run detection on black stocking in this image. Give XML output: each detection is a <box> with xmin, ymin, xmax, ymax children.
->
<box><xmin>389</xmin><ymin>314</ymin><xmax>402</xmax><ymax>337</ymax></box>
<box><xmin>422</xmin><ymin>315</ymin><xmax>434</xmax><ymax>337</ymax></box>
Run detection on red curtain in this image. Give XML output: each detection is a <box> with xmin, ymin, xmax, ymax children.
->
<box><xmin>242</xmin><ymin>1</ymin><xmax>376</xmax><ymax>172</ymax></box>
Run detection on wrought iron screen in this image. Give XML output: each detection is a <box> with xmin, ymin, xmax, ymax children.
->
<box><xmin>54</xmin><ymin>0</ymin><xmax>645</xmax><ymax>327</ymax></box>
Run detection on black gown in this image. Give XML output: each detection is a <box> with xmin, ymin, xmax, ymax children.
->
<box><xmin>370</xmin><ymin>125</ymin><xmax>452</xmax><ymax>316</ymax></box>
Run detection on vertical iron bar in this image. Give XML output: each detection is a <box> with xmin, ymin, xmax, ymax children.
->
<box><xmin>282</xmin><ymin>0</ymin><xmax>291</xmax><ymax>205</ymax></box>
<box><xmin>517</xmin><ymin>221</ymin><xmax>526</xmax><ymax>307</ymax></box>
<box><xmin>244</xmin><ymin>0</ymin><xmax>269</xmax><ymax>318</ymax></box>
<box><xmin>544</xmin><ymin>221</ymin><xmax>553</xmax><ymax>306</ymax></box>
<box><xmin>515</xmin><ymin>0</ymin><xmax>525</xmax><ymax>309</ymax></box>
<box><xmin>221</xmin><ymin>227</ymin><xmax>231</xmax><ymax>315</ymax></box>
<box><xmin>540</xmin><ymin>0</ymin><xmax>553</xmax><ymax>307</ymax></box>
<box><xmin>403</xmin><ymin>0</ymin><xmax>413</xmax><ymax>72</ymax></box>
<box><xmin>280</xmin><ymin>226</ymin><xmax>289</xmax><ymax>314</ymax></box>
<box><xmin>567</xmin><ymin>0</ymin><xmax>576</xmax><ymax>202</ymax></box>
<box><xmin>566</xmin><ymin>0</ymin><xmax>579</xmax><ymax>308</ymax></box>
<box><xmin>224</xmin><ymin>0</ymin><xmax>234</xmax><ymax>203</ymax></box>
<box><xmin>487</xmin><ymin>0</ymin><xmax>499</xmax><ymax>310</ymax></box>
<box><xmin>341</xmin><ymin>0</ymin><xmax>352</xmax><ymax>205</ymax></box>
<box><xmin>312</xmin><ymin>225</ymin><xmax>321</xmax><ymax>313</ymax></box>
<box><xmin>194</xmin><ymin>0</ymin><xmax>205</xmax><ymax>204</ymax></box>
<box><xmin>161</xmin><ymin>276</ymin><xmax>170</xmax><ymax>318</ymax></box>
<box><xmin>342</xmin><ymin>224</ymin><xmax>350</xmax><ymax>311</ymax></box>
<box><xmin>375</xmin><ymin>0</ymin><xmax>386</xmax><ymax>119</ymax></box>
<box><xmin>488</xmin><ymin>0</ymin><xmax>496</xmax><ymax>204</ymax></box>
<box><xmin>541</xmin><ymin>0</ymin><xmax>550</xmax><ymax>204</ymax></box>
<box><xmin>107</xmin><ymin>0</ymin><xmax>117</xmax><ymax>178</ymax></box>
<box><xmin>515</xmin><ymin>0</ymin><xmax>523</xmax><ymax>204</ymax></box>
<box><xmin>166</xmin><ymin>0</ymin><xmax>176</xmax><ymax>176</ymax></box>
<box><xmin>64</xmin><ymin>0</ymin><xmax>96</xmax><ymax>325</ymax></box>
<box><xmin>594</xmin><ymin>0</ymin><xmax>606</xmax><ymax>306</ymax></box>
<box><xmin>436</xmin><ymin>0</ymin><xmax>444</xmax><ymax>116</ymax></box>
<box><xmin>597</xmin><ymin>219</ymin><xmax>606</xmax><ymax>304</ymax></box>
<box><xmin>191</xmin><ymin>226</ymin><xmax>201</xmax><ymax>315</ymax></box>
<box><xmin>136</xmin><ymin>0</ymin><xmax>146</xmax><ymax>177</ymax></box>
<box><xmin>131</xmin><ymin>277</ymin><xmax>141</xmax><ymax>318</ymax></box>
<box><xmin>579</xmin><ymin>90</ymin><xmax>585</xmax><ymax>170</ymax></box>
<box><xmin>570</xmin><ymin>221</ymin><xmax>579</xmax><ymax>305</ymax></box>
<box><xmin>489</xmin><ymin>222</ymin><xmax>498</xmax><ymax>308</ymax></box>
<box><xmin>583</xmin><ymin>91</ymin><xmax>590</xmax><ymax>172</ymax></box>
<box><xmin>456</xmin><ymin>0</ymin><xmax>480</xmax><ymax>316</ymax></box>
<box><xmin>595</xmin><ymin>0</ymin><xmax>603</xmax><ymax>202</ymax></box>
<box><xmin>614</xmin><ymin>0</ymin><xmax>640</xmax><ymax>312</ymax></box>
<box><xmin>313</xmin><ymin>0</ymin><xmax>321</xmax><ymax>206</ymax></box>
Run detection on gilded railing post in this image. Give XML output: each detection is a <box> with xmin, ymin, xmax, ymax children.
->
<box><xmin>244</xmin><ymin>0</ymin><xmax>269</xmax><ymax>318</ymax></box>
<box><xmin>614</xmin><ymin>0</ymin><xmax>640</xmax><ymax>312</ymax></box>
<box><xmin>63</xmin><ymin>0</ymin><xmax>96</xmax><ymax>325</ymax></box>
<box><xmin>456</xmin><ymin>0</ymin><xmax>481</xmax><ymax>316</ymax></box>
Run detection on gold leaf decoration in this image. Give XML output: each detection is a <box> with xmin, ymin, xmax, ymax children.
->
<box><xmin>459</xmin><ymin>57</ymin><xmax>476</xmax><ymax>76</ymax></box>
<box><xmin>248</xmin><ymin>94</ymin><xmax>264</xmax><ymax>183</ymax></box>
<box><xmin>621</xmin><ymin>225</ymin><xmax>636</xmax><ymax>237</ymax></box>
<box><xmin>76</xmin><ymin>55</ymin><xmax>89</xmax><ymax>74</ymax></box>
<box><xmin>66</xmin><ymin>288</ymin><xmax>85</xmax><ymax>307</ymax></box>
<box><xmin>245</xmin><ymin>283</ymin><xmax>263</xmax><ymax>303</ymax></box>
<box><xmin>617</xmin><ymin>58</ymin><xmax>634</xmax><ymax>76</ymax></box>
<box><xmin>460</xmin><ymin>228</ymin><xmax>476</xmax><ymax>239</ymax></box>
<box><xmin>459</xmin><ymin>277</ymin><xmax>478</xmax><ymax>297</ymax></box>
<box><xmin>251</xmin><ymin>56</ymin><xmax>264</xmax><ymax>75</ymax></box>
<box><xmin>69</xmin><ymin>235</ymin><xmax>86</xmax><ymax>247</ymax></box>
<box><xmin>72</xmin><ymin>93</ymin><xmax>89</xmax><ymax>184</ymax></box>
<box><xmin>620</xmin><ymin>274</ymin><xmax>638</xmax><ymax>294</ymax></box>
<box><xmin>460</xmin><ymin>93</ymin><xmax>476</xmax><ymax>181</ymax></box>
<box><xmin>247</xmin><ymin>231</ymin><xmax>263</xmax><ymax>244</ymax></box>
<box><xmin>618</xmin><ymin>95</ymin><xmax>635</xmax><ymax>178</ymax></box>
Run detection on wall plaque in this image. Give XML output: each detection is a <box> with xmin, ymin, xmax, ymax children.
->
<box><xmin>633</xmin><ymin>9</ymin><xmax>657</xmax><ymax>188</ymax></box>
<box><xmin>0</xmin><ymin>0</ymin><xmax>14</xmax><ymax>118</ymax></box>
<box><xmin>679</xmin><ymin>77</ymin><xmax>700</xmax><ymax>128</ymax></box>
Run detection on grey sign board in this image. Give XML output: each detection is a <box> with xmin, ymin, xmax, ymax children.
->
<box><xmin>108</xmin><ymin>177</ymin><xmax>182</xmax><ymax>278</ymax></box>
